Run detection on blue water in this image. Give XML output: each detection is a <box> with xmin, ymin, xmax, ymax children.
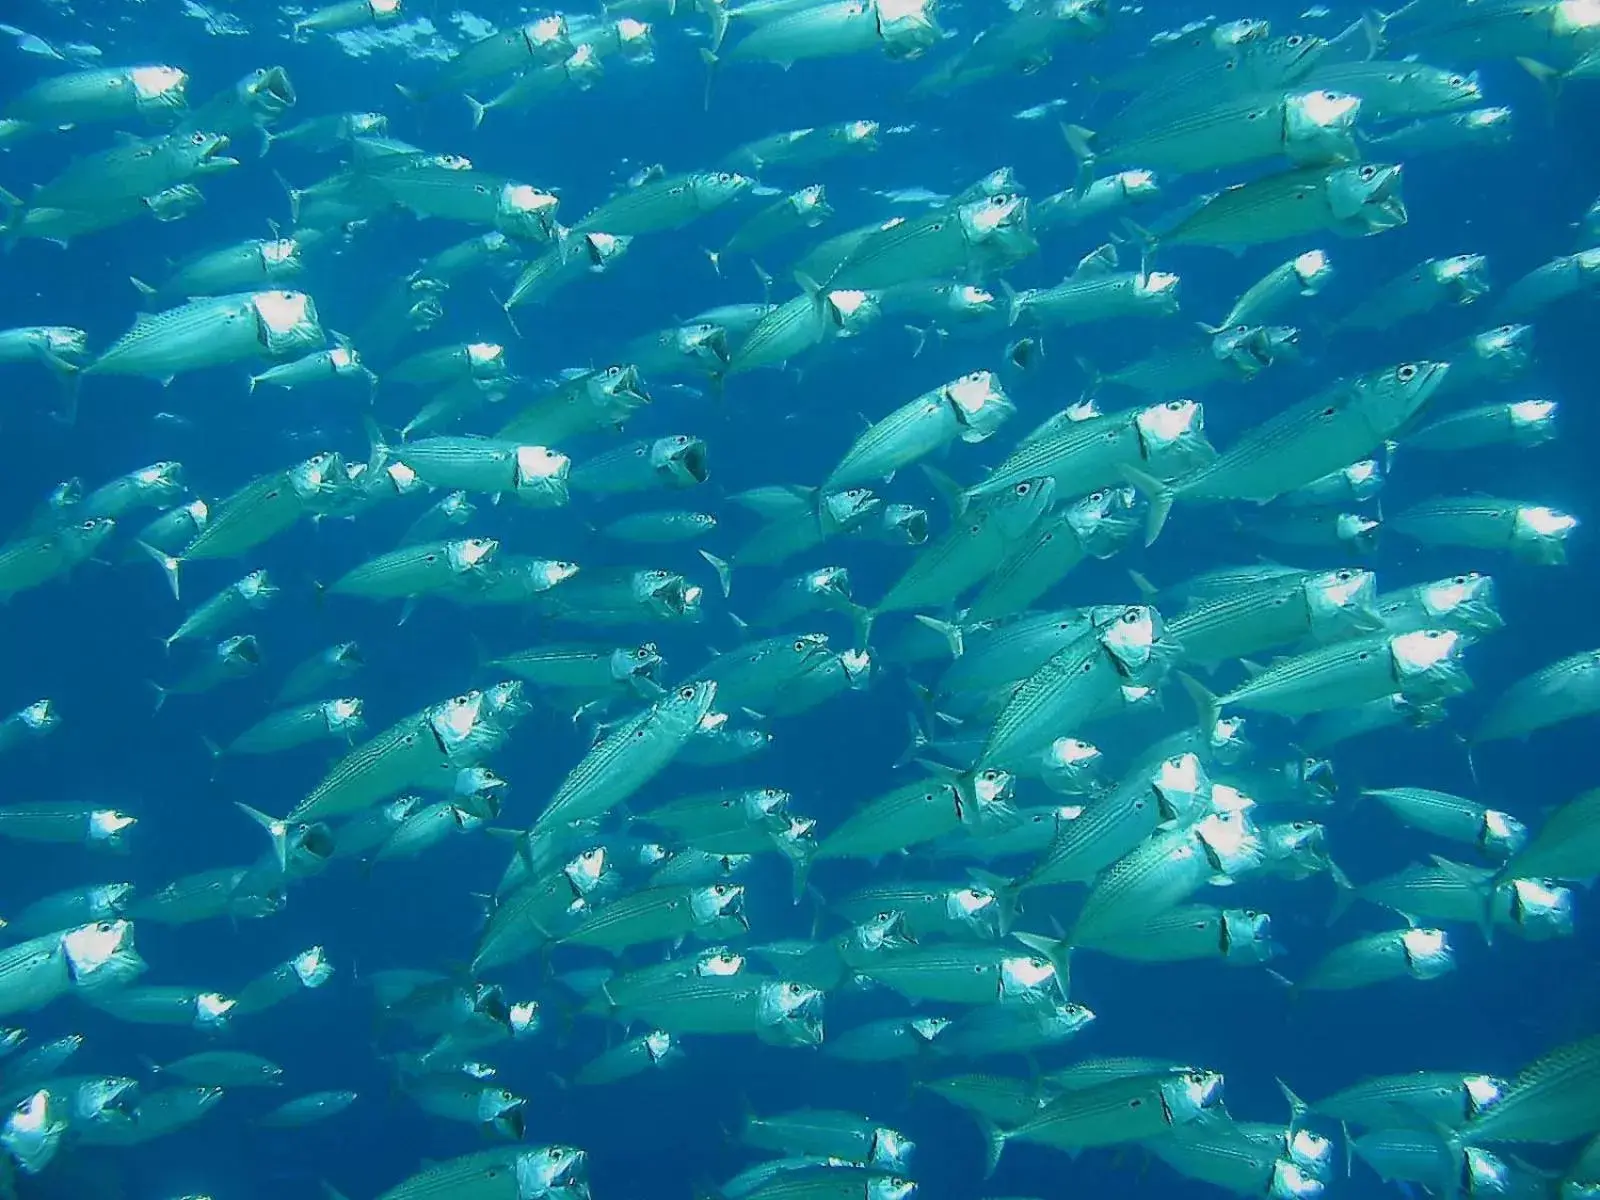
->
<box><xmin>1</xmin><ymin>1</ymin><xmax>1598</xmax><ymax>1197</ymax></box>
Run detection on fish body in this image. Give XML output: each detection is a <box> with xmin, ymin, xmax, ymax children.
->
<box><xmin>1204</xmin><ymin>629</ymin><xmax>1472</xmax><ymax>720</ymax></box>
<box><xmin>4</xmin><ymin>65</ymin><xmax>189</xmax><ymax>126</ymax></box>
<box><xmin>87</xmin><ymin>291</ymin><xmax>323</xmax><ymax>381</ymax></box>
<box><xmin>217</xmin><ymin>698</ymin><xmax>365</xmax><ymax>756</ymax></box>
<box><xmin>1296</xmin><ymin>926</ymin><xmax>1455</xmax><ymax>991</ymax></box>
<box><xmin>1164</xmin><ymin>162</ymin><xmax>1408</xmax><ymax>249</ymax></box>
<box><xmin>1476</xmin><ymin>649</ymin><xmax>1600</xmax><ymax>743</ymax></box>
<box><xmin>573</xmin><ymin>170</ymin><xmax>754</xmax><ymax>236</ymax></box>
<box><xmin>1390</xmin><ymin>496</ymin><xmax>1577</xmax><ymax>565</ymax></box>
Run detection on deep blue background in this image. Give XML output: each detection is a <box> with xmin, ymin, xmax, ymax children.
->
<box><xmin>0</xmin><ymin>0</ymin><xmax>1597</xmax><ymax>1196</ymax></box>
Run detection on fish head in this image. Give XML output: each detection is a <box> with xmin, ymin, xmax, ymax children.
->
<box><xmin>1511</xmin><ymin>504</ymin><xmax>1578</xmax><ymax>563</ymax></box>
<box><xmin>692</xmin><ymin>946</ymin><xmax>746</xmax><ymax>978</ymax></box>
<box><xmin>1136</xmin><ymin>397</ymin><xmax>1213</xmax><ymax>473</ymax></box>
<box><xmin>1480</xmin><ymin>808</ymin><xmax>1528</xmax><ymax>857</ymax></box>
<box><xmin>944</xmin><ymin>886</ymin><xmax>1000</xmax><ymax>938</ymax></box>
<box><xmin>1506</xmin><ymin>397</ymin><xmax>1558</xmax><ymax>446</ymax></box>
<box><xmin>1399</xmin><ymin>927</ymin><xmax>1454</xmax><ymax>979</ymax></box>
<box><xmin>14</xmin><ymin>697</ymin><xmax>59</xmax><ymax>736</ymax></box>
<box><xmin>73</xmin><ymin>1075</ymin><xmax>140</xmax><ymax>1125</ymax></box>
<box><xmin>130</xmin><ymin>65</ymin><xmax>188</xmax><ymax>110</ymax></box>
<box><xmin>290</xmin><ymin>945</ymin><xmax>334</xmax><ymax>988</ymax></box>
<box><xmin>196</xmin><ymin>989</ymin><xmax>239</xmax><ymax>1032</ymax></box>
<box><xmin>611</xmin><ymin>642</ymin><xmax>665</xmax><ymax>686</ymax></box>
<box><xmin>943</xmin><ymin>371</ymin><xmax>1014</xmax><ymax>444</ymax></box>
<box><xmin>690</xmin><ymin>883</ymin><xmax>746</xmax><ymax>928</ymax></box>
<box><xmin>1284</xmin><ymin>89</ymin><xmax>1362</xmax><ymax>161</ymax></box>
<box><xmin>1164</xmin><ymin>1069</ymin><xmax>1227</xmax><ymax>1123</ymax></box>
<box><xmin>1040</xmin><ymin>737</ymin><xmax>1104</xmax><ymax>796</ymax></box>
<box><xmin>999</xmin><ymin>952</ymin><xmax>1059</xmax><ymax>1001</ymax></box>
<box><xmin>1150</xmin><ymin>753</ymin><xmax>1211</xmax><ymax>824</ymax></box>
<box><xmin>1098</xmin><ymin>603</ymin><xmax>1166</xmax><ymax>678</ymax></box>
<box><xmin>1052</xmin><ymin>0</ymin><xmax>1108</xmax><ymax>32</ymax></box>
<box><xmin>1503</xmin><ymin>878</ymin><xmax>1574</xmax><ymax>941</ymax></box>
<box><xmin>248</xmin><ymin>289</ymin><xmax>322</xmax><ymax>359</ymax></box>
<box><xmin>1463</xmin><ymin>323</ymin><xmax>1532</xmax><ymax>384</ymax></box>
<box><xmin>757</xmin><ymin>981</ymin><xmax>825</xmax><ymax>1046</ymax></box>
<box><xmin>826</xmin><ymin>287</ymin><xmax>882</xmax><ymax>336</ymax></box>
<box><xmin>984</xmin><ymin>475</ymin><xmax>1057</xmax><ymax>541</ymax></box>
<box><xmin>1430</xmin><ymin>253</ymin><xmax>1492</xmax><ymax>307</ymax></box>
<box><xmin>474</xmin><ymin>1088</ymin><xmax>526</xmax><ymax>1140</ymax></box>
<box><xmin>1068</xmin><ymin>486</ymin><xmax>1143</xmax><ymax>559</ymax></box>
<box><xmin>520</xmin><ymin>12</ymin><xmax>575</xmax><ymax>59</ymax></box>
<box><xmin>1325</xmin><ymin>159</ymin><xmax>1405</xmax><ymax>220</ymax></box>
<box><xmin>850</xmin><ymin>908</ymin><xmax>918</xmax><ymax>955</ymax></box>
<box><xmin>790</xmin><ymin>184</ymin><xmax>833</xmax><ymax>225</ymax></box>
<box><xmin>876</xmin><ymin>0</ymin><xmax>941</xmax><ymax>56</ymax></box>
<box><xmin>1219</xmin><ymin>908</ymin><xmax>1277</xmax><ymax>963</ymax></box>
<box><xmin>513</xmin><ymin>445</ymin><xmax>572</xmax><ymax>505</ymax></box>
<box><xmin>648</xmin><ymin>434</ymin><xmax>710</xmax><ymax>486</ymax></box>
<box><xmin>34</xmin><ymin>325</ymin><xmax>90</xmax><ymax>368</ymax></box>
<box><xmin>1463</xmin><ymin>1147</ymin><xmax>1509</xmax><ymax>1195</ymax></box>
<box><xmin>820</xmin><ymin>485</ymin><xmax>883</xmax><ymax>533</ymax></box>
<box><xmin>641</xmin><ymin>1029</ymin><xmax>679</xmax><ymax>1065</ymax></box>
<box><xmin>1389</xmin><ymin>629</ymin><xmax>1472</xmax><ymax>697</ymax></box>
<box><xmin>1268</xmin><ymin>1160</ymin><xmax>1324</xmax><ymax>1200</ymax></box>
<box><xmin>518</xmin><ymin>1145</ymin><xmax>587</xmax><ymax>1196</ymax></box>
<box><xmin>877</xmin><ymin>503</ymin><xmax>929</xmax><ymax>545</ymax></box>
<box><xmin>238</xmin><ymin>65</ymin><xmax>297</xmax><ymax>120</ymax></box>
<box><xmin>61</xmin><ymin>919</ymin><xmax>146</xmax><ymax>990</ymax></box>
<box><xmin>697</xmin><ymin>169</ymin><xmax>755</xmax><ymax>208</ymax></box>
<box><xmin>1263</xmin><ymin>820</ymin><xmax>1332</xmax><ymax>879</ymax></box>
<box><xmin>90</xmin><ymin>881</ymin><xmax>136</xmax><ymax>917</ymax></box>
<box><xmin>498</xmin><ymin>182</ymin><xmax>561</xmax><ymax>241</ymax></box>
<box><xmin>1357</xmin><ymin>359</ymin><xmax>1449</xmax><ymax>431</ymax></box>
<box><xmin>84</xmin><ymin>805</ymin><xmax>137</xmax><ymax>852</ymax></box>
<box><xmin>1304</xmin><ymin>567</ymin><xmax>1382</xmax><ymax>634</ymax></box>
<box><xmin>864</xmin><ymin>1127</ymin><xmax>916</xmax><ymax>1172</ymax></box>
<box><xmin>659</xmin><ymin>679</ymin><xmax>720</xmax><ymax>733</ymax></box>
<box><xmin>592</xmin><ymin>361</ymin><xmax>652</xmax><ymax>409</ymax></box>
<box><xmin>60</xmin><ymin>516</ymin><xmax>117</xmax><ymax>559</ymax></box>
<box><xmin>674</xmin><ymin>322</ymin><xmax>731</xmax><ymax>369</ymax></box>
<box><xmin>465</xmin><ymin>341</ymin><xmax>508</xmax><ymax>377</ymax></box>
<box><xmin>1289</xmin><ymin>249</ymin><xmax>1333</xmax><ymax>292</ymax></box>
<box><xmin>1415</xmin><ymin>572</ymin><xmax>1503</xmax><ymax>633</ymax></box>
<box><xmin>1</xmin><ymin>1089</ymin><xmax>67</xmax><ymax>1175</ymax></box>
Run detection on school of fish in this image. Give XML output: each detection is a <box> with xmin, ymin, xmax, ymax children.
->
<box><xmin>0</xmin><ymin>0</ymin><xmax>1599</xmax><ymax>1197</ymax></box>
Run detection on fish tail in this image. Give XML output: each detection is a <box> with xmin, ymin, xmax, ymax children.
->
<box><xmin>1177</xmin><ymin>672</ymin><xmax>1222</xmax><ymax>739</ymax></box>
<box><xmin>147</xmin><ymin>680</ymin><xmax>168</xmax><ymax>714</ymax></box>
<box><xmin>698</xmin><ymin>549</ymin><xmax>732</xmax><ymax>597</ymax></box>
<box><xmin>704</xmin><ymin>0</ymin><xmax>730</xmax><ymax>54</ymax></box>
<box><xmin>235</xmin><ymin>802</ymin><xmax>289</xmax><ymax>873</ymax></box>
<box><xmin>968</xmin><ymin>868</ymin><xmax>1021</xmax><ymax>936</ymax></box>
<box><xmin>1010</xmin><ymin>930</ymin><xmax>1070</xmax><ymax>998</ymax></box>
<box><xmin>1059</xmin><ymin>123</ymin><xmax>1097</xmax><ymax>197</ymax></box>
<box><xmin>1517</xmin><ymin>58</ymin><xmax>1564</xmax><ymax>107</ymax></box>
<box><xmin>912</xmin><ymin>613</ymin><xmax>965</xmax><ymax>659</ymax></box>
<box><xmin>1117</xmin><ymin>462</ymin><xmax>1175</xmax><ymax>546</ymax></box>
<box><xmin>975</xmin><ymin>1114</ymin><xmax>1006</xmax><ymax>1179</ymax></box>
<box><xmin>698</xmin><ymin>48</ymin><xmax>719</xmax><ymax>112</ymax></box>
<box><xmin>464</xmin><ymin>95</ymin><xmax>487</xmax><ymax>130</ymax></box>
<box><xmin>1325</xmin><ymin>860</ymin><xmax>1357</xmax><ymax>927</ymax></box>
<box><xmin>138</xmin><ymin>541</ymin><xmax>182</xmax><ymax>601</ymax></box>
<box><xmin>998</xmin><ymin>277</ymin><xmax>1022</xmax><ymax>327</ymax></box>
<box><xmin>1276</xmin><ymin>1078</ymin><xmax>1310</xmax><ymax>1131</ymax></box>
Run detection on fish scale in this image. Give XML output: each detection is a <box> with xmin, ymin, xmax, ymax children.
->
<box><xmin>815</xmin><ymin>779</ymin><xmax>967</xmax><ymax>860</ymax></box>
<box><xmin>290</xmin><ymin>716</ymin><xmax>445</xmax><ymax>823</ymax></box>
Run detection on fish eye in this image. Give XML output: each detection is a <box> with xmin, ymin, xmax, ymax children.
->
<box><xmin>677</xmin><ymin>686</ymin><xmax>695</xmax><ymax>699</ymax></box>
<box><xmin>1080</xmin><ymin>660</ymin><xmax>1094</xmax><ymax>673</ymax></box>
<box><xmin>1235</xmin><ymin>325</ymin><xmax>1249</xmax><ymax>334</ymax></box>
<box><xmin>1397</xmin><ymin>364</ymin><xmax>1418</xmax><ymax>381</ymax></box>
<box><xmin>1089</xmin><ymin>490</ymin><xmax>1106</xmax><ymax>502</ymax></box>
<box><xmin>793</xmin><ymin>639</ymin><xmax>808</xmax><ymax>652</ymax></box>
<box><xmin>713</xmin><ymin>885</ymin><xmax>728</xmax><ymax>895</ymax></box>
<box><xmin>1165</xmin><ymin>400</ymin><xmax>1186</xmax><ymax>410</ymax></box>
<box><xmin>1286</xmin><ymin>33</ymin><xmax>1303</xmax><ymax>45</ymax></box>
<box><xmin>550</xmin><ymin>1148</ymin><xmax>565</xmax><ymax>1160</ymax></box>
<box><xmin>786</xmin><ymin>983</ymin><xmax>803</xmax><ymax>994</ymax></box>
<box><xmin>97</xmin><ymin>922</ymin><xmax>116</xmax><ymax>932</ymax></box>
<box><xmin>1449</xmin><ymin>74</ymin><xmax>1464</xmax><ymax>86</ymax></box>
<box><xmin>1014</xmin><ymin>482</ymin><xmax>1032</xmax><ymax>495</ymax></box>
<box><xmin>1122</xmin><ymin>609</ymin><xmax>1141</xmax><ymax>623</ymax></box>
<box><xmin>1360</xmin><ymin>165</ymin><xmax>1378</xmax><ymax>179</ymax></box>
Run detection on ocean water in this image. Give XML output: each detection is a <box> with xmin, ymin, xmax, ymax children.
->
<box><xmin>0</xmin><ymin>1</ymin><xmax>1598</xmax><ymax>1197</ymax></box>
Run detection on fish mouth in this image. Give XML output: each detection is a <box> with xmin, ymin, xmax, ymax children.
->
<box><xmin>647</xmin><ymin>575</ymin><xmax>689</xmax><ymax>614</ymax></box>
<box><xmin>670</xmin><ymin>439</ymin><xmax>709</xmax><ymax>484</ymax></box>
<box><xmin>251</xmin><ymin>67</ymin><xmax>298</xmax><ymax>114</ymax></box>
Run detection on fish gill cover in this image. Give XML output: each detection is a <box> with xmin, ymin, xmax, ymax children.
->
<box><xmin>0</xmin><ymin>0</ymin><xmax>1597</xmax><ymax>1197</ymax></box>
